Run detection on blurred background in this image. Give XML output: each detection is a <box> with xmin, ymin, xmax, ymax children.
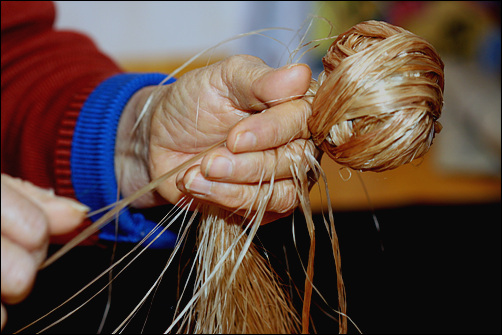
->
<box><xmin>6</xmin><ymin>1</ymin><xmax>499</xmax><ymax>334</ymax></box>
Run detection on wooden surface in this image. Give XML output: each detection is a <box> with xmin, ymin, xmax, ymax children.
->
<box><xmin>311</xmin><ymin>145</ymin><xmax>501</xmax><ymax>211</ymax></box>
<box><xmin>121</xmin><ymin>57</ymin><xmax>501</xmax><ymax>212</ymax></box>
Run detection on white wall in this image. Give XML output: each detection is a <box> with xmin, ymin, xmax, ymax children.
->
<box><xmin>54</xmin><ymin>1</ymin><xmax>315</xmax><ymax>67</ymax></box>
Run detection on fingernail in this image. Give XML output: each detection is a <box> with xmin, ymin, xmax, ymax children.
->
<box><xmin>59</xmin><ymin>197</ymin><xmax>91</xmax><ymax>213</ymax></box>
<box><xmin>21</xmin><ymin>179</ymin><xmax>90</xmax><ymax>213</ymax></box>
<box><xmin>185</xmin><ymin>172</ymin><xmax>212</xmax><ymax>196</ymax></box>
<box><xmin>205</xmin><ymin>156</ymin><xmax>233</xmax><ymax>179</ymax></box>
<box><xmin>233</xmin><ymin>131</ymin><xmax>257</xmax><ymax>152</ymax></box>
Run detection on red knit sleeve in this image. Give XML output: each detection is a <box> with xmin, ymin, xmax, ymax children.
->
<box><xmin>1</xmin><ymin>1</ymin><xmax>123</xmax><ymax>199</ymax></box>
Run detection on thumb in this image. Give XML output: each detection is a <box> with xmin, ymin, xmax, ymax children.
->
<box><xmin>225</xmin><ymin>55</ymin><xmax>312</xmax><ymax>111</ymax></box>
<box><xmin>1</xmin><ymin>175</ymin><xmax>89</xmax><ymax>236</ymax></box>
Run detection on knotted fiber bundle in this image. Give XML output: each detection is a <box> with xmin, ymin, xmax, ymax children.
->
<box><xmin>310</xmin><ymin>20</ymin><xmax>444</xmax><ymax>172</ymax></box>
<box><xmin>184</xmin><ymin>20</ymin><xmax>444</xmax><ymax>334</ymax></box>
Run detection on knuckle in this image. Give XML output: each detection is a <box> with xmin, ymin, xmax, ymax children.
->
<box><xmin>221</xmin><ymin>55</ymin><xmax>248</xmax><ymax>74</ymax></box>
<box><xmin>253</xmin><ymin>151</ymin><xmax>273</xmax><ymax>180</ymax></box>
<box><xmin>226</xmin><ymin>188</ymin><xmax>251</xmax><ymax>210</ymax></box>
<box><xmin>226</xmin><ymin>54</ymin><xmax>263</xmax><ymax>66</ymax></box>
<box><xmin>221</xmin><ymin>55</ymin><xmax>267</xmax><ymax>85</ymax></box>
<box><xmin>206</xmin><ymin>179</ymin><xmax>299</xmax><ymax>217</ymax></box>
<box><xmin>269</xmin><ymin>182</ymin><xmax>299</xmax><ymax>214</ymax></box>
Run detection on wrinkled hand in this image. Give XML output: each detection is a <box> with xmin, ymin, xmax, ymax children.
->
<box><xmin>0</xmin><ymin>174</ymin><xmax>88</xmax><ymax>330</ymax></box>
<box><xmin>117</xmin><ymin>55</ymin><xmax>317</xmax><ymax>223</ymax></box>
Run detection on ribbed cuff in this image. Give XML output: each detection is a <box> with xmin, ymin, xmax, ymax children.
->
<box><xmin>71</xmin><ymin>73</ymin><xmax>177</xmax><ymax>248</ymax></box>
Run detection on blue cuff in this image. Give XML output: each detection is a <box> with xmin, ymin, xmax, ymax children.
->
<box><xmin>71</xmin><ymin>73</ymin><xmax>177</xmax><ymax>249</ymax></box>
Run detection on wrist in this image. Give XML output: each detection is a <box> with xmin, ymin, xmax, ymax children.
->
<box><xmin>115</xmin><ymin>85</ymin><xmax>160</xmax><ymax>208</ymax></box>
<box><xmin>71</xmin><ymin>73</ymin><xmax>177</xmax><ymax>248</ymax></box>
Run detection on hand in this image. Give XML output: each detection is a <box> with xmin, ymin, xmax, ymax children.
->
<box><xmin>117</xmin><ymin>55</ymin><xmax>317</xmax><ymax>223</ymax></box>
<box><xmin>0</xmin><ymin>174</ymin><xmax>88</xmax><ymax>330</ymax></box>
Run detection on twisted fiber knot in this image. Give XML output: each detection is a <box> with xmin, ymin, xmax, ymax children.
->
<box><xmin>308</xmin><ymin>20</ymin><xmax>444</xmax><ymax>172</ymax></box>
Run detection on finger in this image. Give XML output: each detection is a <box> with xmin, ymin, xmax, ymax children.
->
<box><xmin>1</xmin><ymin>303</ymin><xmax>6</xmax><ymax>330</ymax></box>
<box><xmin>227</xmin><ymin>98</ymin><xmax>313</xmax><ymax>153</ymax></box>
<box><xmin>1</xmin><ymin>175</ymin><xmax>89</xmax><ymax>236</ymax></box>
<box><xmin>1</xmin><ymin>177</ymin><xmax>50</xmax><ymax>252</ymax></box>
<box><xmin>176</xmin><ymin>165</ymin><xmax>298</xmax><ymax>216</ymax></box>
<box><xmin>201</xmin><ymin>139</ymin><xmax>316</xmax><ymax>183</ymax></box>
<box><xmin>224</xmin><ymin>55</ymin><xmax>312</xmax><ymax>111</ymax></box>
<box><xmin>1</xmin><ymin>236</ymin><xmax>38</xmax><ymax>304</ymax></box>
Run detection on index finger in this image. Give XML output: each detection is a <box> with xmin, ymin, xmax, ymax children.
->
<box><xmin>227</xmin><ymin>97</ymin><xmax>313</xmax><ymax>153</ymax></box>
<box><xmin>1</xmin><ymin>175</ymin><xmax>89</xmax><ymax>238</ymax></box>
<box><xmin>1</xmin><ymin>178</ymin><xmax>49</xmax><ymax>252</ymax></box>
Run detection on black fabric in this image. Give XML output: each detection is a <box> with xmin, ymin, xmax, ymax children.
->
<box><xmin>4</xmin><ymin>202</ymin><xmax>501</xmax><ymax>334</ymax></box>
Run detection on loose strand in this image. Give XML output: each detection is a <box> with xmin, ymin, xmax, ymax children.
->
<box><xmin>16</xmin><ymin>198</ymin><xmax>194</xmax><ymax>334</ymax></box>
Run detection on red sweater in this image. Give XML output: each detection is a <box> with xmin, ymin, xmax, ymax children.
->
<box><xmin>1</xmin><ymin>1</ymin><xmax>123</xmax><ymax>243</ymax></box>
<box><xmin>1</xmin><ymin>1</ymin><xmax>122</xmax><ymax>195</ymax></box>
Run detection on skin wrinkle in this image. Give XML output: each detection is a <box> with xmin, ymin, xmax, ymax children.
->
<box><xmin>223</xmin><ymin>148</ymin><xmax>279</xmax><ymax>183</ymax></box>
<box><xmin>223</xmin><ymin>55</ymin><xmax>270</xmax><ymax>112</ymax></box>
<box><xmin>168</xmin><ymin>76</ymin><xmax>228</xmax><ymax>140</ymax></box>
<box><xmin>154</xmin><ymin>103</ymin><xmax>214</xmax><ymax>154</ymax></box>
<box><xmin>293</xmin><ymin>100</ymin><xmax>312</xmax><ymax>140</ymax></box>
<box><xmin>189</xmin><ymin>69</ymin><xmax>248</xmax><ymax>139</ymax></box>
<box><xmin>210</xmin><ymin>65</ymin><xmax>233</xmax><ymax>110</ymax></box>
<box><xmin>157</xmin><ymin>93</ymin><xmax>190</xmax><ymax>143</ymax></box>
<box><xmin>219</xmin><ymin>180</ymin><xmax>298</xmax><ymax>216</ymax></box>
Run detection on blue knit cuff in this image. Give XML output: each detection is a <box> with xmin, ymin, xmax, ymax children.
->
<box><xmin>71</xmin><ymin>73</ymin><xmax>177</xmax><ymax>249</ymax></box>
